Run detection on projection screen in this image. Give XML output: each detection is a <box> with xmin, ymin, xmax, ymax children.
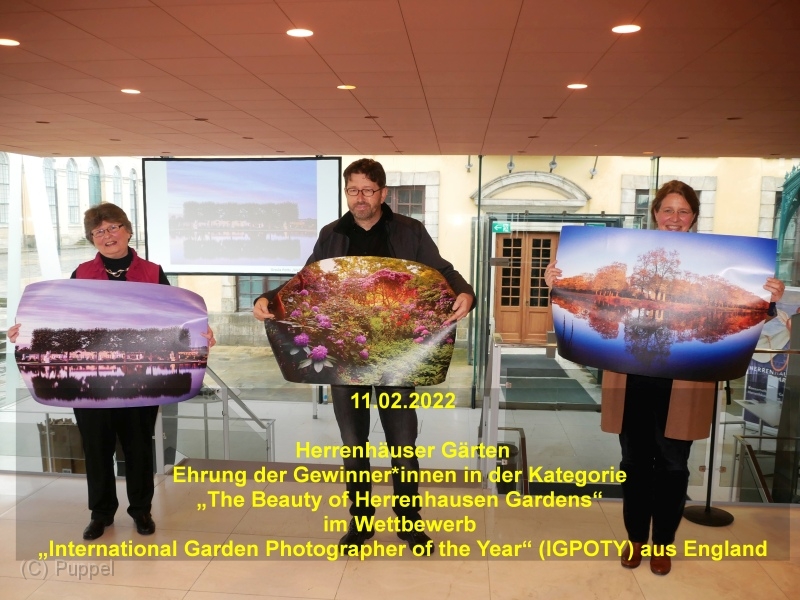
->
<box><xmin>143</xmin><ymin>157</ymin><xmax>341</xmax><ymax>275</ymax></box>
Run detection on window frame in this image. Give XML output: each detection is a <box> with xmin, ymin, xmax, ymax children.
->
<box><xmin>236</xmin><ymin>275</ymin><xmax>293</xmax><ymax>311</ymax></box>
<box><xmin>67</xmin><ymin>159</ymin><xmax>80</xmax><ymax>224</ymax></box>
<box><xmin>385</xmin><ymin>185</ymin><xmax>426</xmax><ymax>220</ymax></box>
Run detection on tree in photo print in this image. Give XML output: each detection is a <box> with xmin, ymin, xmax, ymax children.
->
<box><xmin>265</xmin><ymin>257</ymin><xmax>457</xmax><ymax>386</ymax></box>
<box><xmin>551</xmin><ymin>227</ymin><xmax>775</xmax><ymax>381</ymax></box>
<box><xmin>14</xmin><ymin>279</ymin><xmax>210</xmax><ymax>408</ymax></box>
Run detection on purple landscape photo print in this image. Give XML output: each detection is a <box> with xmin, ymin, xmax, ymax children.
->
<box><xmin>14</xmin><ymin>279</ymin><xmax>209</xmax><ymax>408</ymax></box>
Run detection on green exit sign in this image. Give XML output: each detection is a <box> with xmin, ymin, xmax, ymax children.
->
<box><xmin>492</xmin><ymin>222</ymin><xmax>512</xmax><ymax>233</ymax></box>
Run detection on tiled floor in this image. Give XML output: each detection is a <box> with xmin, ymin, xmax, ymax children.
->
<box><xmin>0</xmin><ymin>467</ymin><xmax>797</xmax><ymax>600</ymax></box>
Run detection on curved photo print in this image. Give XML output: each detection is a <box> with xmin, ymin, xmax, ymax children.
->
<box><xmin>265</xmin><ymin>257</ymin><xmax>457</xmax><ymax>386</ymax></box>
<box><xmin>551</xmin><ymin>227</ymin><xmax>777</xmax><ymax>382</ymax></box>
<box><xmin>14</xmin><ymin>280</ymin><xmax>209</xmax><ymax>408</ymax></box>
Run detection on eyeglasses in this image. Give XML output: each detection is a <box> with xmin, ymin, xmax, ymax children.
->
<box><xmin>91</xmin><ymin>224</ymin><xmax>124</xmax><ymax>238</ymax></box>
<box><xmin>345</xmin><ymin>187</ymin><xmax>383</xmax><ymax>197</ymax></box>
<box><xmin>657</xmin><ymin>208</ymin><xmax>694</xmax><ymax>218</ymax></box>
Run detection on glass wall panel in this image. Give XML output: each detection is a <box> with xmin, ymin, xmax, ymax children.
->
<box><xmin>2</xmin><ymin>152</ymin><xmax>797</xmax><ymax>511</ymax></box>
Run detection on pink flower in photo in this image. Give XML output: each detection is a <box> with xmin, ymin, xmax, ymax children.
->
<box><xmin>309</xmin><ymin>345</ymin><xmax>328</xmax><ymax>362</ymax></box>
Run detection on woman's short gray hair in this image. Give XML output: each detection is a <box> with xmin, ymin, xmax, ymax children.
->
<box><xmin>83</xmin><ymin>204</ymin><xmax>132</xmax><ymax>243</ymax></box>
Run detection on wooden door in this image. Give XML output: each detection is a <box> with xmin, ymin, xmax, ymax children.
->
<box><xmin>494</xmin><ymin>232</ymin><xmax>558</xmax><ymax>344</ymax></box>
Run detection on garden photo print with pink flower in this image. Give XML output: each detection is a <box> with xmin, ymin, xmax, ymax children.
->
<box><xmin>264</xmin><ymin>257</ymin><xmax>457</xmax><ymax>386</ymax></box>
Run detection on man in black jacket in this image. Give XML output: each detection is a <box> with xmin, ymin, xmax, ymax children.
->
<box><xmin>254</xmin><ymin>158</ymin><xmax>474</xmax><ymax>556</ymax></box>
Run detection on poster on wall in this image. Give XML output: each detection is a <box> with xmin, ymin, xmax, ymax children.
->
<box><xmin>551</xmin><ymin>226</ymin><xmax>777</xmax><ymax>382</ymax></box>
<box><xmin>265</xmin><ymin>257</ymin><xmax>457</xmax><ymax>386</ymax></box>
<box><xmin>744</xmin><ymin>287</ymin><xmax>800</xmax><ymax>404</ymax></box>
<box><xmin>13</xmin><ymin>280</ymin><xmax>209</xmax><ymax>408</ymax></box>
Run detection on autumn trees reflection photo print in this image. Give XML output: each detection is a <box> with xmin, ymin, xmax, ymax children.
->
<box><xmin>551</xmin><ymin>227</ymin><xmax>777</xmax><ymax>381</ymax></box>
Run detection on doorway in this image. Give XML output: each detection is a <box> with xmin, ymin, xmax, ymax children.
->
<box><xmin>493</xmin><ymin>232</ymin><xmax>558</xmax><ymax>344</ymax></box>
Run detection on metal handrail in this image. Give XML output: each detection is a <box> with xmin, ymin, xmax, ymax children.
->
<box><xmin>732</xmin><ymin>434</ymin><xmax>800</xmax><ymax>502</ymax></box>
<box><xmin>160</xmin><ymin>413</ymin><xmax>275</xmax><ymax>464</ymax></box>
<box><xmin>479</xmin><ymin>337</ymin><xmax>600</xmax><ymax>486</ymax></box>
<box><xmin>8</xmin><ymin>365</ymin><xmax>274</xmax><ymax>473</ymax></box>
<box><xmin>733</xmin><ymin>434</ymin><xmax>774</xmax><ymax>503</ymax></box>
<box><xmin>205</xmin><ymin>366</ymin><xmax>271</xmax><ymax>461</ymax></box>
<box><xmin>19</xmin><ymin>406</ymin><xmax>275</xmax><ymax>475</ymax></box>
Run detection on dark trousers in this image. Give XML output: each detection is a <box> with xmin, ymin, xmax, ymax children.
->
<box><xmin>330</xmin><ymin>385</ymin><xmax>420</xmax><ymax>520</ymax></box>
<box><xmin>619</xmin><ymin>375</ymin><xmax>692</xmax><ymax>546</ymax></box>
<box><xmin>74</xmin><ymin>405</ymin><xmax>159</xmax><ymax>520</ymax></box>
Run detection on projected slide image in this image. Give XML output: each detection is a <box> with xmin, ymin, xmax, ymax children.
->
<box><xmin>144</xmin><ymin>157</ymin><xmax>341</xmax><ymax>274</ymax></box>
<box><xmin>551</xmin><ymin>227</ymin><xmax>776</xmax><ymax>381</ymax></box>
<box><xmin>14</xmin><ymin>280</ymin><xmax>209</xmax><ymax>408</ymax></box>
<box><xmin>166</xmin><ymin>161</ymin><xmax>317</xmax><ymax>266</ymax></box>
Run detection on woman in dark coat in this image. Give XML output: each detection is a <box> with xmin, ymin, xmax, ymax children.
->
<box><xmin>545</xmin><ymin>180</ymin><xmax>784</xmax><ymax>575</ymax></box>
<box><xmin>9</xmin><ymin>203</ymin><xmax>215</xmax><ymax>540</ymax></box>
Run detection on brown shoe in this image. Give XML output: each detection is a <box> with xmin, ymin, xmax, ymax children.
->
<box><xmin>650</xmin><ymin>546</ymin><xmax>672</xmax><ymax>575</ymax></box>
<box><xmin>620</xmin><ymin>541</ymin><xmax>642</xmax><ymax>568</ymax></box>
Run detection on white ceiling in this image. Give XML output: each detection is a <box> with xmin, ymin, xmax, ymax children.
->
<box><xmin>0</xmin><ymin>0</ymin><xmax>798</xmax><ymax>158</ymax></box>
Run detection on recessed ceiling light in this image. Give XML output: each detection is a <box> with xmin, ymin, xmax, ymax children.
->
<box><xmin>542</xmin><ymin>116</ymin><xmax>557</xmax><ymax>120</ymax></box>
<box><xmin>243</xmin><ymin>136</ymin><xmax>253</xmax><ymax>140</ymax></box>
<box><xmin>727</xmin><ymin>116</ymin><xmax>742</xmax><ymax>120</ymax></box>
<box><xmin>110</xmin><ymin>138</ymin><xmax>121</xmax><ymax>141</ymax></box>
<box><xmin>194</xmin><ymin>117</ymin><xmax>208</xmax><ymax>121</ymax></box>
<box><xmin>382</xmin><ymin>135</ymin><xmax>393</xmax><ymax>138</ymax></box>
<box><xmin>121</xmin><ymin>89</ymin><xmax>141</xmax><ymax>94</ymax></box>
<box><xmin>517</xmin><ymin>150</ymin><xmax>526</xmax><ymax>153</ymax></box>
<box><xmin>0</xmin><ymin>39</ymin><xmax>20</xmax><ymax>46</ymax></box>
<box><xmin>567</xmin><ymin>83</ymin><xmax>588</xmax><ymax>89</ymax></box>
<box><xmin>528</xmin><ymin>135</ymin><xmax>539</xmax><ymax>139</ymax></box>
<box><xmin>35</xmin><ymin>121</ymin><xmax>49</xmax><ymax>124</ymax></box>
<box><xmin>364</xmin><ymin>115</ymin><xmax>378</xmax><ymax>119</ymax></box>
<box><xmin>287</xmin><ymin>29</ymin><xmax>313</xmax><ymax>37</ymax></box>
<box><xmin>52</xmin><ymin>152</ymin><xmax>60</xmax><ymax>155</ymax></box>
<box><xmin>275</xmin><ymin>150</ymin><xmax>285</xmax><ymax>153</ymax></box>
<box><xmin>337</xmin><ymin>84</ymin><xmax>356</xmax><ymax>90</ymax></box>
<box><xmin>612</xmin><ymin>24</ymin><xmax>641</xmax><ymax>34</ymax></box>
<box><xmin>677</xmin><ymin>136</ymin><xmax>688</xmax><ymax>139</ymax></box>
<box><xmin>161</xmin><ymin>151</ymin><xmax>170</xmax><ymax>154</ymax></box>
<box><xmin>643</xmin><ymin>151</ymin><xmax>654</xmax><ymax>155</ymax></box>
<box><xmin>771</xmin><ymin>153</ymin><xmax>780</xmax><ymax>156</ymax></box>
<box><xmin>395</xmin><ymin>150</ymin><xmax>403</xmax><ymax>153</ymax></box>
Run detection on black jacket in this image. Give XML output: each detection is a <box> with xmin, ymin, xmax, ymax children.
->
<box><xmin>260</xmin><ymin>204</ymin><xmax>475</xmax><ymax>303</ymax></box>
